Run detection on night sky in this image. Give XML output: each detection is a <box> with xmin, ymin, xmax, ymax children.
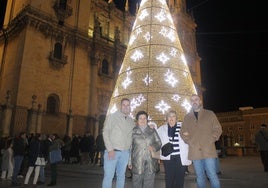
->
<box><xmin>186</xmin><ymin>0</ymin><xmax>268</xmax><ymax>112</ymax></box>
<box><xmin>120</xmin><ymin>0</ymin><xmax>268</xmax><ymax>113</ymax></box>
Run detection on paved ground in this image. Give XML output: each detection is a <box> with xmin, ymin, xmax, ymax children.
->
<box><xmin>1</xmin><ymin>155</ymin><xmax>267</xmax><ymax>187</ymax></box>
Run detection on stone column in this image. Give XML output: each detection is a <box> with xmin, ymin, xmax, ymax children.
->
<box><xmin>27</xmin><ymin>95</ymin><xmax>38</xmax><ymax>134</ymax></box>
<box><xmin>66</xmin><ymin>109</ymin><xmax>73</xmax><ymax>137</ymax></box>
<box><xmin>36</xmin><ymin>104</ymin><xmax>43</xmax><ymax>133</ymax></box>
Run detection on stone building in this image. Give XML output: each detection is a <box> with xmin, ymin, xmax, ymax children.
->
<box><xmin>0</xmin><ymin>0</ymin><xmax>201</xmax><ymax>138</ymax></box>
<box><xmin>216</xmin><ymin>107</ymin><xmax>268</xmax><ymax>156</ymax></box>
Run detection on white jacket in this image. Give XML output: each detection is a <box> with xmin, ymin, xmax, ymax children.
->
<box><xmin>157</xmin><ymin>122</ymin><xmax>192</xmax><ymax>166</ymax></box>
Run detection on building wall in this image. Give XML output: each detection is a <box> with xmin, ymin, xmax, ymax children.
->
<box><xmin>0</xmin><ymin>0</ymin><xmax>202</xmax><ymax>137</ymax></box>
<box><xmin>216</xmin><ymin>107</ymin><xmax>268</xmax><ymax>156</ymax></box>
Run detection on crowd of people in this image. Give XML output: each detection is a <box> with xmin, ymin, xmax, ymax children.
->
<box><xmin>0</xmin><ymin>130</ymin><xmax>105</xmax><ymax>187</ymax></box>
<box><xmin>6</xmin><ymin>94</ymin><xmax>266</xmax><ymax>188</ymax></box>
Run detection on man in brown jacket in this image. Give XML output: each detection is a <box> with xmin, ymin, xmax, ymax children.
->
<box><xmin>180</xmin><ymin>94</ymin><xmax>222</xmax><ymax>188</ymax></box>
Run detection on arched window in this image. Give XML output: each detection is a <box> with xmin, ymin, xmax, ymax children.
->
<box><xmin>46</xmin><ymin>94</ymin><xmax>60</xmax><ymax>114</ymax></box>
<box><xmin>54</xmin><ymin>42</ymin><xmax>62</xmax><ymax>59</ymax></box>
<box><xmin>101</xmin><ymin>59</ymin><xmax>109</xmax><ymax>75</ymax></box>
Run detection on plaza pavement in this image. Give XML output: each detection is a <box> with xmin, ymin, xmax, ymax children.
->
<box><xmin>1</xmin><ymin>155</ymin><xmax>267</xmax><ymax>188</ymax></box>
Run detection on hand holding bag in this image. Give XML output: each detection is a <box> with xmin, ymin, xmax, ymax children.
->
<box><xmin>150</xmin><ymin>150</ymin><xmax>160</xmax><ymax>159</ymax></box>
<box><xmin>161</xmin><ymin>142</ymin><xmax>174</xmax><ymax>157</ymax></box>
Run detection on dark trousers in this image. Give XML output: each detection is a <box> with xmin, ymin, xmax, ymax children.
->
<box><xmin>50</xmin><ymin>163</ymin><xmax>57</xmax><ymax>184</ymax></box>
<box><xmin>12</xmin><ymin>155</ymin><xmax>24</xmax><ymax>184</ymax></box>
<box><xmin>163</xmin><ymin>155</ymin><xmax>186</xmax><ymax>188</ymax></box>
<box><xmin>260</xmin><ymin>150</ymin><xmax>268</xmax><ymax>171</ymax></box>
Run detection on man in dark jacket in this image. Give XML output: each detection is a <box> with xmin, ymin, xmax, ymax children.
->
<box><xmin>95</xmin><ymin>133</ymin><xmax>105</xmax><ymax>166</ymax></box>
<box><xmin>11</xmin><ymin>132</ymin><xmax>27</xmax><ymax>186</ymax></box>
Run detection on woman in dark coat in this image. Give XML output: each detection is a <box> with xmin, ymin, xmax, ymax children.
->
<box><xmin>23</xmin><ymin>133</ymin><xmax>45</xmax><ymax>186</ymax></box>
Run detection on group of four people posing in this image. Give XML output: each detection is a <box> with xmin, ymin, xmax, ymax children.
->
<box><xmin>102</xmin><ymin>94</ymin><xmax>222</xmax><ymax>188</ymax></box>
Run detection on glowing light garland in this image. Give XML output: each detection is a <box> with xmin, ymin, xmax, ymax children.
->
<box><xmin>107</xmin><ymin>0</ymin><xmax>197</xmax><ymax>125</ymax></box>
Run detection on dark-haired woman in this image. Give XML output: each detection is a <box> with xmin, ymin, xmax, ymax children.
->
<box><xmin>128</xmin><ymin>111</ymin><xmax>162</xmax><ymax>188</ymax></box>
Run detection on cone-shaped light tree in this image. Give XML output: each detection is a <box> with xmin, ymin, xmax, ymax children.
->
<box><xmin>107</xmin><ymin>0</ymin><xmax>197</xmax><ymax>125</ymax></box>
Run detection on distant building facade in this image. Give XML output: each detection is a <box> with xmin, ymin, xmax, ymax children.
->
<box><xmin>216</xmin><ymin>107</ymin><xmax>268</xmax><ymax>156</ymax></box>
<box><xmin>0</xmin><ymin>0</ymin><xmax>202</xmax><ymax>138</ymax></box>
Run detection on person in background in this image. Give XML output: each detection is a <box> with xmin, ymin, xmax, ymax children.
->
<box><xmin>70</xmin><ymin>135</ymin><xmax>80</xmax><ymax>164</ymax></box>
<box><xmin>128</xmin><ymin>111</ymin><xmax>162</xmax><ymax>188</ymax></box>
<box><xmin>23</xmin><ymin>133</ymin><xmax>45</xmax><ymax>186</ymax></box>
<box><xmin>102</xmin><ymin>98</ymin><xmax>135</xmax><ymax>188</ymax></box>
<box><xmin>80</xmin><ymin>133</ymin><xmax>91</xmax><ymax>165</ymax></box>
<box><xmin>47</xmin><ymin>134</ymin><xmax>63</xmax><ymax>187</ymax></box>
<box><xmin>1</xmin><ymin>138</ymin><xmax>14</xmax><ymax>181</ymax></box>
<box><xmin>215</xmin><ymin>140</ymin><xmax>222</xmax><ymax>175</ymax></box>
<box><xmin>88</xmin><ymin>132</ymin><xmax>95</xmax><ymax>165</ymax></box>
<box><xmin>11</xmin><ymin>132</ymin><xmax>27</xmax><ymax>186</ymax></box>
<box><xmin>62</xmin><ymin>135</ymin><xmax>72</xmax><ymax>164</ymax></box>
<box><xmin>95</xmin><ymin>132</ymin><xmax>105</xmax><ymax>166</ymax></box>
<box><xmin>180</xmin><ymin>94</ymin><xmax>222</xmax><ymax>188</ymax></box>
<box><xmin>37</xmin><ymin>134</ymin><xmax>48</xmax><ymax>185</ymax></box>
<box><xmin>157</xmin><ymin>110</ymin><xmax>191</xmax><ymax>188</ymax></box>
<box><xmin>255</xmin><ymin>123</ymin><xmax>268</xmax><ymax>172</ymax></box>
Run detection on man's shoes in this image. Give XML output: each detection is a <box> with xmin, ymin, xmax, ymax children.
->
<box><xmin>47</xmin><ymin>183</ymin><xmax>56</xmax><ymax>186</ymax></box>
<box><xmin>37</xmin><ymin>181</ymin><xmax>45</xmax><ymax>185</ymax></box>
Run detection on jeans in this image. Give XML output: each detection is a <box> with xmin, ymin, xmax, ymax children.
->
<box><xmin>102</xmin><ymin>150</ymin><xmax>130</xmax><ymax>188</ymax></box>
<box><xmin>12</xmin><ymin>155</ymin><xmax>24</xmax><ymax>184</ymax></box>
<box><xmin>193</xmin><ymin>158</ymin><xmax>220</xmax><ymax>188</ymax></box>
<box><xmin>39</xmin><ymin>165</ymin><xmax>45</xmax><ymax>182</ymax></box>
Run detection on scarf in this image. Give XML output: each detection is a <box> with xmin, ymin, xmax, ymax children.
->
<box><xmin>168</xmin><ymin>123</ymin><xmax>176</xmax><ymax>138</ymax></box>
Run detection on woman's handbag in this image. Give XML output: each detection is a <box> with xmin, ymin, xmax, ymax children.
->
<box><xmin>161</xmin><ymin>142</ymin><xmax>174</xmax><ymax>157</ymax></box>
<box><xmin>35</xmin><ymin>157</ymin><xmax>46</xmax><ymax>166</ymax></box>
<box><xmin>49</xmin><ymin>149</ymin><xmax>62</xmax><ymax>164</ymax></box>
<box><xmin>150</xmin><ymin>150</ymin><xmax>160</xmax><ymax>159</ymax></box>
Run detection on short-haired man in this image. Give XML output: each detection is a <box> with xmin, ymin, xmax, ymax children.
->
<box><xmin>180</xmin><ymin>94</ymin><xmax>222</xmax><ymax>188</ymax></box>
<box><xmin>102</xmin><ymin>98</ymin><xmax>135</xmax><ymax>188</ymax></box>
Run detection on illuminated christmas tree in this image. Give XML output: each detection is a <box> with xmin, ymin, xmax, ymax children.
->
<box><xmin>107</xmin><ymin>0</ymin><xmax>197</xmax><ymax>125</ymax></box>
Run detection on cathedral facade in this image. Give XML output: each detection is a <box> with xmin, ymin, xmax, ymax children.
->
<box><xmin>0</xmin><ymin>0</ymin><xmax>201</xmax><ymax>138</ymax></box>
